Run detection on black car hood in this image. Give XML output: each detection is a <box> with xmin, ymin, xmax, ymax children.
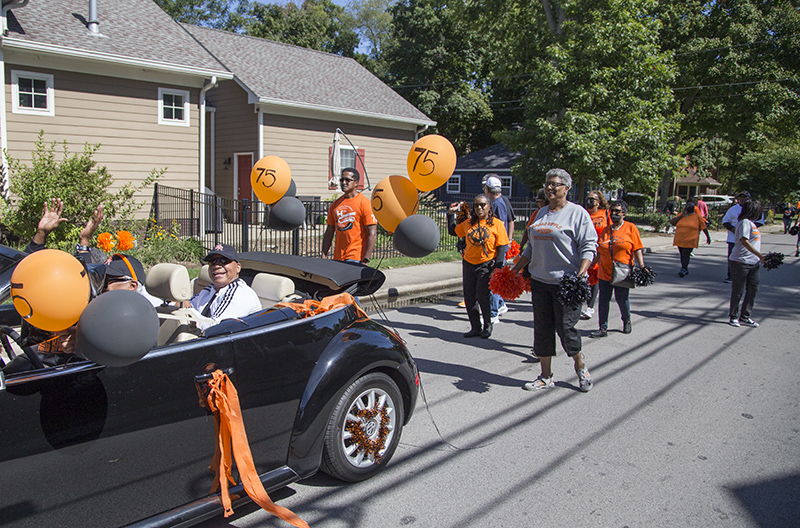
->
<box><xmin>238</xmin><ymin>253</ymin><xmax>386</xmax><ymax>296</ymax></box>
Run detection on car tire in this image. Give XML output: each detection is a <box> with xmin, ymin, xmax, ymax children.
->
<box><xmin>321</xmin><ymin>372</ymin><xmax>404</xmax><ymax>482</ymax></box>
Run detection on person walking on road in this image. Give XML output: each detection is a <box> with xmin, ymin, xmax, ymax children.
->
<box><xmin>728</xmin><ymin>200</ymin><xmax>766</xmax><ymax>328</ymax></box>
<box><xmin>448</xmin><ymin>195</ymin><xmax>509</xmax><ymax>339</ymax></box>
<box><xmin>670</xmin><ymin>201</ymin><xmax>711</xmax><ymax>277</ymax></box>
<box><xmin>581</xmin><ymin>190</ymin><xmax>609</xmax><ymax>320</ymax></box>
<box><xmin>590</xmin><ymin>200</ymin><xmax>644</xmax><ymax>338</ymax></box>
<box><xmin>321</xmin><ymin>168</ymin><xmax>377</xmax><ymax>264</ymax></box>
<box><xmin>722</xmin><ymin>191</ymin><xmax>764</xmax><ymax>282</ymax></box>
<box><xmin>513</xmin><ymin>168</ymin><xmax>597</xmax><ymax>392</ymax></box>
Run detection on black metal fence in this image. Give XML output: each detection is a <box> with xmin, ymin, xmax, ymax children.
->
<box><xmin>150</xmin><ymin>184</ymin><xmax>461</xmax><ymax>258</ymax></box>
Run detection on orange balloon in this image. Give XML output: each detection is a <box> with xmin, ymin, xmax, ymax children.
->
<box><xmin>251</xmin><ymin>155</ymin><xmax>292</xmax><ymax>205</ymax></box>
<box><xmin>11</xmin><ymin>249</ymin><xmax>91</xmax><ymax>332</ymax></box>
<box><xmin>372</xmin><ymin>175</ymin><xmax>420</xmax><ymax>233</ymax></box>
<box><xmin>406</xmin><ymin>134</ymin><xmax>457</xmax><ymax>192</ymax></box>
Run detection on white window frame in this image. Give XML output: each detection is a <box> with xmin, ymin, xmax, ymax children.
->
<box><xmin>11</xmin><ymin>70</ymin><xmax>54</xmax><ymax>116</ymax></box>
<box><xmin>158</xmin><ymin>87</ymin><xmax>190</xmax><ymax>127</ymax></box>
<box><xmin>446</xmin><ymin>174</ymin><xmax>461</xmax><ymax>194</ymax></box>
<box><xmin>499</xmin><ymin>176</ymin><xmax>512</xmax><ymax>196</ymax></box>
<box><xmin>339</xmin><ymin>145</ymin><xmax>357</xmax><ymax>169</ymax></box>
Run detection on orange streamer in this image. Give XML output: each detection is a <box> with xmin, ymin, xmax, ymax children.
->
<box><xmin>203</xmin><ymin>370</ymin><xmax>309</xmax><ymax>527</ymax></box>
<box><xmin>274</xmin><ymin>292</ymin><xmax>368</xmax><ymax>321</ymax></box>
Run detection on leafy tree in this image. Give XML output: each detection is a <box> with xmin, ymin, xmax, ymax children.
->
<box><xmin>498</xmin><ymin>0</ymin><xmax>681</xmax><ymax>196</ymax></box>
<box><xmin>656</xmin><ymin>0</ymin><xmax>800</xmax><ymax>199</ymax></box>
<box><xmin>153</xmin><ymin>0</ymin><xmax>242</xmax><ymax>28</ymax></box>
<box><xmin>738</xmin><ymin>141</ymin><xmax>800</xmax><ymax>204</ymax></box>
<box><xmin>242</xmin><ymin>0</ymin><xmax>359</xmax><ymax>56</ymax></box>
<box><xmin>1</xmin><ymin>133</ymin><xmax>164</xmax><ymax>248</ymax></box>
<box><xmin>348</xmin><ymin>0</ymin><xmax>395</xmax><ymax>58</ymax></box>
<box><xmin>384</xmin><ymin>0</ymin><xmax>492</xmax><ymax>155</ymax></box>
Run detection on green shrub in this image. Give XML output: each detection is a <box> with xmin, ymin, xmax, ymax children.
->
<box><xmin>2</xmin><ymin>131</ymin><xmax>164</xmax><ymax>249</ymax></box>
<box><xmin>644</xmin><ymin>212</ymin><xmax>670</xmax><ymax>233</ymax></box>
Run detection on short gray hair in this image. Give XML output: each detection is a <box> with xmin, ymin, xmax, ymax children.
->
<box><xmin>546</xmin><ymin>168</ymin><xmax>572</xmax><ymax>189</ymax></box>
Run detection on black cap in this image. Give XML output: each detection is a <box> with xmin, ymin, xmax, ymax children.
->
<box><xmin>737</xmin><ymin>191</ymin><xmax>751</xmax><ymax>199</ymax></box>
<box><xmin>105</xmin><ymin>254</ymin><xmax>145</xmax><ymax>282</ymax></box>
<box><xmin>203</xmin><ymin>243</ymin><xmax>239</xmax><ymax>263</ymax></box>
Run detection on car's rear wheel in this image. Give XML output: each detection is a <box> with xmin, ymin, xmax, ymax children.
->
<box><xmin>321</xmin><ymin>372</ymin><xmax>404</xmax><ymax>482</ymax></box>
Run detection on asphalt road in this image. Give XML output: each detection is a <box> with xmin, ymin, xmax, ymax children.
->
<box><xmin>198</xmin><ymin>232</ymin><xmax>800</xmax><ymax>528</ymax></box>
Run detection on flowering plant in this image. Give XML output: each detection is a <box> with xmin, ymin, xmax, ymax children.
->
<box><xmin>97</xmin><ymin>230</ymin><xmax>137</xmax><ymax>252</ymax></box>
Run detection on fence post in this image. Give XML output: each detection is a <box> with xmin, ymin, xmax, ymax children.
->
<box><xmin>153</xmin><ymin>183</ymin><xmax>159</xmax><ymax>225</ymax></box>
<box><xmin>242</xmin><ymin>199</ymin><xmax>250</xmax><ymax>252</ymax></box>
<box><xmin>213</xmin><ymin>194</ymin><xmax>219</xmax><ymax>247</ymax></box>
<box><xmin>190</xmin><ymin>189</ymin><xmax>195</xmax><ymax>238</ymax></box>
<box><xmin>292</xmin><ymin>228</ymin><xmax>299</xmax><ymax>255</ymax></box>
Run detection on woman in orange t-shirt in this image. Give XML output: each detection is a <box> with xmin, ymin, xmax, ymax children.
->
<box><xmin>670</xmin><ymin>200</ymin><xmax>711</xmax><ymax>277</ymax></box>
<box><xmin>448</xmin><ymin>195</ymin><xmax>509</xmax><ymax>338</ymax></box>
<box><xmin>590</xmin><ymin>200</ymin><xmax>644</xmax><ymax>338</ymax></box>
<box><xmin>581</xmin><ymin>190</ymin><xmax>609</xmax><ymax>320</ymax></box>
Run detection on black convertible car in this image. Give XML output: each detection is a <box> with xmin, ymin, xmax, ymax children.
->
<box><xmin>0</xmin><ymin>246</ymin><xmax>418</xmax><ymax>527</ymax></box>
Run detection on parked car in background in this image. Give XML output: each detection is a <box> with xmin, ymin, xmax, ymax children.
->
<box><xmin>0</xmin><ymin>250</ymin><xmax>418</xmax><ymax>527</ymax></box>
<box><xmin>697</xmin><ymin>195</ymin><xmax>735</xmax><ymax>208</ymax></box>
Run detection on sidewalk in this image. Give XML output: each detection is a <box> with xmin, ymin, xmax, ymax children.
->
<box><xmin>370</xmin><ymin>226</ymin><xmax>770</xmax><ymax>304</ymax></box>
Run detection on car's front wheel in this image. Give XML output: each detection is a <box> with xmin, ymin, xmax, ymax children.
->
<box><xmin>321</xmin><ymin>372</ymin><xmax>404</xmax><ymax>482</ymax></box>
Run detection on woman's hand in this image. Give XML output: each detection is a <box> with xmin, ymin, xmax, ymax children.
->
<box><xmin>448</xmin><ymin>202</ymin><xmax>460</xmax><ymax>214</ymax></box>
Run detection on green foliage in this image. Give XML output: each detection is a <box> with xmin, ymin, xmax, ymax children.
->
<box><xmin>738</xmin><ymin>141</ymin><xmax>800</xmax><ymax>204</ymax></box>
<box><xmin>153</xmin><ymin>0</ymin><xmax>244</xmax><ymax>28</ymax></box>
<box><xmin>243</xmin><ymin>0</ymin><xmax>359</xmax><ymax>56</ymax></box>
<box><xmin>644</xmin><ymin>212</ymin><xmax>670</xmax><ymax>233</ymax></box>
<box><xmin>132</xmin><ymin>219</ymin><xmax>206</xmax><ymax>266</ymax></box>
<box><xmin>2</xmin><ymin>132</ymin><xmax>165</xmax><ymax>247</ymax></box>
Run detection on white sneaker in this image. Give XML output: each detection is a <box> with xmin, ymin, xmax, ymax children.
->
<box><xmin>580</xmin><ymin>307</ymin><xmax>594</xmax><ymax>320</ymax></box>
<box><xmin>576</xmin><ymin>367</ymin><xmax>593</xmax><ymax>392</ymax></box>
<box><xmin>497</xmin><ymin>304</ymin><xmax>509</xmax><ymax>315</ymax></box>
<box><xmin>739</xmin><ymin>318</ymin><xmax>759</xmax><ymax>327</ymax></box>
<box><xmin>491</xmin><ymin>315</ymin><xmax>500</xmax><ymax>324</ymax></box>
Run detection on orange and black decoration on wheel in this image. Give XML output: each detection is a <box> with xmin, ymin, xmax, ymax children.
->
<box><xmin>196</xmin><ymin>364</ymin><xmax>309</xmax><ymax>528</ymax></box>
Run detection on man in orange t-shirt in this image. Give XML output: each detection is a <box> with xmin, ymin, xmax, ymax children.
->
<box><xmin>322</xmin><ymin>168</ymin><xmax>377</xmax><ymax>263</ymax></box>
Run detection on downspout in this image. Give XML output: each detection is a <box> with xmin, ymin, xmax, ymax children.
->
<box><xmin>1</xmin><ymin>0</ymin><xmax>31</xmax><ymax>199</ymax></box>
<box><xmin>257</xmin><ymin>106</ymin><xmax>263</xmax><ymax>159</ymax></box>
<box><xmin>415</xmin><ymin>124</ymin><xmax>429</xmax><ymax>141</ymax></box>
<box><xmin>199</xmin><ymin>76</ymin><xmax>217</xmax><ymax>193</ymax></box>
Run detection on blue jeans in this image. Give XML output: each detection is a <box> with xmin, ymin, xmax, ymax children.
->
<box><xmin>597</xmin><ymin>279</ymin><xmax>631</xmax><ymax>331</ymax></box>
<box><xmin>490</xmin><ymin>292</ymin><xmax>506</xmax><ymax>317</ymax></box>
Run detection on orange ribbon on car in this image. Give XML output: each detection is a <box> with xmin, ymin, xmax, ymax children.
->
<box><xmin>274</xmin><ymin>292</ymin><xmax>368</xmax><ymax>320</ymax></box>
<box><xmin>201</xmin><ymin>369</ymin><xmax>309</xmax><ymax>528</ymax></box>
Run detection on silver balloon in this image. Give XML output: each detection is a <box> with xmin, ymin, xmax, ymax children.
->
<box><xmin>393</xmin><ymin>214</ymin><xmax>440</xmax><ymax>258</ymax></box>
<box><xmin>268</xmin><ymin>196</ymin><xmax>306</xmax><ymax>231</ymax></box>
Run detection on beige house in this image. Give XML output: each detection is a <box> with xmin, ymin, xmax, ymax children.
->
<box><xmin>1</xmin><ymin>0</ymin><xmax>434</xmax><ymax>217</ymax></box>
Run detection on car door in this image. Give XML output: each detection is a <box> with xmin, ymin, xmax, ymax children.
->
<box><xmin>0</xmin><ymin>335</ymin><xmax>236</xmax><ymax>528</ymax></box>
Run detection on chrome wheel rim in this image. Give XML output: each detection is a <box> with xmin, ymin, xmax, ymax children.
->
<box><xmin>340</xmin><ymin>386</ymin><xmax>397</xmax><ymax>468</ymax></box>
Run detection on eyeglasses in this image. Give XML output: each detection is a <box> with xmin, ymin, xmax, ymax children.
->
<box><xmin>544</xmin><ymin>181</ymin><xmax>566</xmax><ymax>189</ymax></box>
<box><xmin>207</xmin><ymin>257</ymin><xmax>233</xmax><ymax>266</ymax></box>
<box><xmin>340</xmin><ymin>178</ymin><xmax>355</xmax><ymax>183</ymax></box>
<box><xmin>106</xmin><ymin>277</ymin><xmax>131</xmax><ymax>285</ymax></box>
<box><xmin>474</xmin><ymin>202</ymin><xmax>489</xmax><ymax>208</ymax></box>
<box><xmin>609</xmin><ymin>209</ymin><xmax>623</xmax><ymax>214</ymax></box>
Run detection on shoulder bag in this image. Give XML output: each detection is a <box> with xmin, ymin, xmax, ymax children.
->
<box><xmin>610</xmin><ymin>225</ymin><xmax>636</xmax><ymax>288</ymax></box>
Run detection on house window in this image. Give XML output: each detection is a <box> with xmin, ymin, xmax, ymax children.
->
<box><xmin>328</xmin><ymin>145</ymin><xmax>366</xmax><ymax>190</ymax></box>
<box><xmin>447</xmin><ymin>174</ymin><xmax>461</xmax><ymax>194</ymax></box>
<box><xmin>158</xmin><ymin>88</ymin><xmax>190</xmax><ymax>126</ymax></box>
<box><xmin>499</xmin><ymin>176</ymin><xmax>512</xmax><ymax>196</ymax></box>
<box><xmin>11</xmin><ymin>70</ymin><xmax>54</xmax><ymax>116</ymax></box>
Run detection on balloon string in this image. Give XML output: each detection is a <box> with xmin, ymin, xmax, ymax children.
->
<box><xmin>335</xmin><ymin>128</ymin><xmax>371</xmax><ymax>191</ymax></box>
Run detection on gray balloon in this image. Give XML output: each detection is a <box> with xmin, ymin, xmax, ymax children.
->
<box><xmin>393</xmin><ymin>214</ymin><xmax>441</xmax><ymax>258</ymax></box>
<box><xmin>285</xmin><ymin>179</ymin><xmax>297</xmax><ymax>197</ymax></box>
<box><xmin>268</xmin><ymin>196</ymin><xmax>306</xmax><ymax>231</ymax></box>
<box><xmin>75</xmin><ymin>290</ymin><xmax>159</xmax><ymax>367</ymax></box>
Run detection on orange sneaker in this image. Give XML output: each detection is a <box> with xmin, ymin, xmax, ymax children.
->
<box><xmin>458</xmin><ymin>300</ymin><xmax>466</xmax><ymax>308</ymax></box>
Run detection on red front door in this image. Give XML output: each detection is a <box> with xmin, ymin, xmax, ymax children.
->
<box><xmin>236</xmin><ymin>154</ymin><xmax>253</xmax><ymax>222</ymax></box>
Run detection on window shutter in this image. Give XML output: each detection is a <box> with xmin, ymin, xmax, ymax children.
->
<box><xmin>356</xmin><ymin>149</ymin><xmax>366</xmax><ymax>190</ymax></box>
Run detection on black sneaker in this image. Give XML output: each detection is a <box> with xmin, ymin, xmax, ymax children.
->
<box><xmin>463</xmin><ymin>328</ymin><xmax>481</xmax><ymax>338</ymax></box>
<box><xmin>590</xmin><ymin>329</ymin><xmax>608</xmax><ymax>338</ymax></box>
<box><xmin>480</xmin><ymin>324</ymin><xmax>493</xmax><ymax>339</ymax></box>
<box><xmin>623</xmin><ymin>320</ymin><xmax>632</xmax><ymax>334</ymax></box>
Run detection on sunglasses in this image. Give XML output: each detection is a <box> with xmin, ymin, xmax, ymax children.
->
<box><xmin>610</xmin><ymin>209</ymin><xmax>623</xmax><ymax>214</ymax></box>
<box><xmin>340</xmin><ymin>178</ymin><xmax>355</xmax><ymax>183</ymax></box>
<box><xmin>106</xmin><ymin>277</ymin><xmax>132</xmax><ymax>285</ymax></box>
<box><xmin>474</xmin><ymin>202</ymin><xmax>489</xmax><ymax>208</ymax></box>
<box><xmin>207</xmin><ymin>257</ymin><xmax>233</xmax><ymax>266</ymax></box>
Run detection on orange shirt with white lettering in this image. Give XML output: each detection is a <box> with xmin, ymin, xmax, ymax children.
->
<box><xmin>327</xmin><ymin>193</ymin><xmax>377</xmax><ymax>261</ymax></box>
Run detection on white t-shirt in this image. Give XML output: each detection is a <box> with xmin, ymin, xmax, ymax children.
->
<box><xmin>190</xmin><ymin>278</ymin><xmax>262</xmax><ymax>330</ymax></box>
<box><xmin>729</xmin><ymin>219</ymin><xmax>761</xmax><ymax>265</ymax></box>
<box><xmin>722</xmin><ymin>204</ymin><xmax>742</xmax><ymax>244</ymax></box>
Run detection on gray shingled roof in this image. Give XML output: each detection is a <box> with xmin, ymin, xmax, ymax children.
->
<box><xmin>4</xmin><ymin>0</ymin><xmax>229</xmax><ymax>76</ymax></box>
<box><xmin>456</xmin><ymin>143</ymin><xmax>522</xmax><ymax>170</ymax></box>
<box><xmin>181</xmin><ymin>24</ymin><xmax>434</xmax><ymax>126</ymax></box>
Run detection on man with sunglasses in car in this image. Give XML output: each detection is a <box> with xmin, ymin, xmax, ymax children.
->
<box><xmin>188</xmin><ymin>244</ymin><xmax>261</xmax><ymax>328</ymax></box>
<box><xmin>321</xmin><ymin>167</ymin><xmax>377</xmax><ymax>264</ymax></box>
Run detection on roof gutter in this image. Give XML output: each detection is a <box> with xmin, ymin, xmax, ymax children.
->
<box><xmin>256</xmin><ymin>96</ymin><xmax>436</xmax><ymax>128</ymax></box>
<box><xmin>3</xmin><ymin>39</ymin><xmax>233</xmax><ymax>79</ymax></box>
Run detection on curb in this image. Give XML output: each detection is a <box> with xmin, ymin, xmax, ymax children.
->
<box><xmin>371</xmin><ymin>278</ymin><xmax>462</xmax><ymax>304</ymax></box>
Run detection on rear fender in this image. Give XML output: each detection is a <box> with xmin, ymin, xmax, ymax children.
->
<box><xmin>286</xmin><ymin>311</ymin><xmax>413</xmax><ymax>476</ymax></box>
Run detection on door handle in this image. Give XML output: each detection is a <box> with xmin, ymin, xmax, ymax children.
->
<box><xmin>194</xmin><ymin>367</ymin><xmax>233</xmax><ymax>383</ymax></box>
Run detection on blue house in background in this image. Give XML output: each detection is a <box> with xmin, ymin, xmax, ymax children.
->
<box><xmin>431</xmin><ymin>143</ymin><xmax>533</xmax><ymax>203</ymax></box>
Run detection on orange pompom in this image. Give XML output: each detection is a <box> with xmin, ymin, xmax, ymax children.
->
<box><xmin>489</xmin><ymin>266</ymin><xmax>529</xmax><ymax>301</ymax></box>
<box><xmin>97</xmin><ymin>232</ymin><xmax>116</xmax><ymax>252</ymax></box>
<box><xmin>506</xmin><ymin>241</ymin><xmax>520</xmax><ymax>259</ymax></box>
<box><xmin>455</xmin><ymin>202</ymin><xmax>470</xmax><ymax>224</ymax></box>
<box><xmin>116</xmin><ymin>230</ymin><xmax>137</xmax><ymax>251</ymax></box>
<box><xmin>587</xmin><ymin>263</ymin><xmax>599</xmax><ymax>286</ymax></box>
